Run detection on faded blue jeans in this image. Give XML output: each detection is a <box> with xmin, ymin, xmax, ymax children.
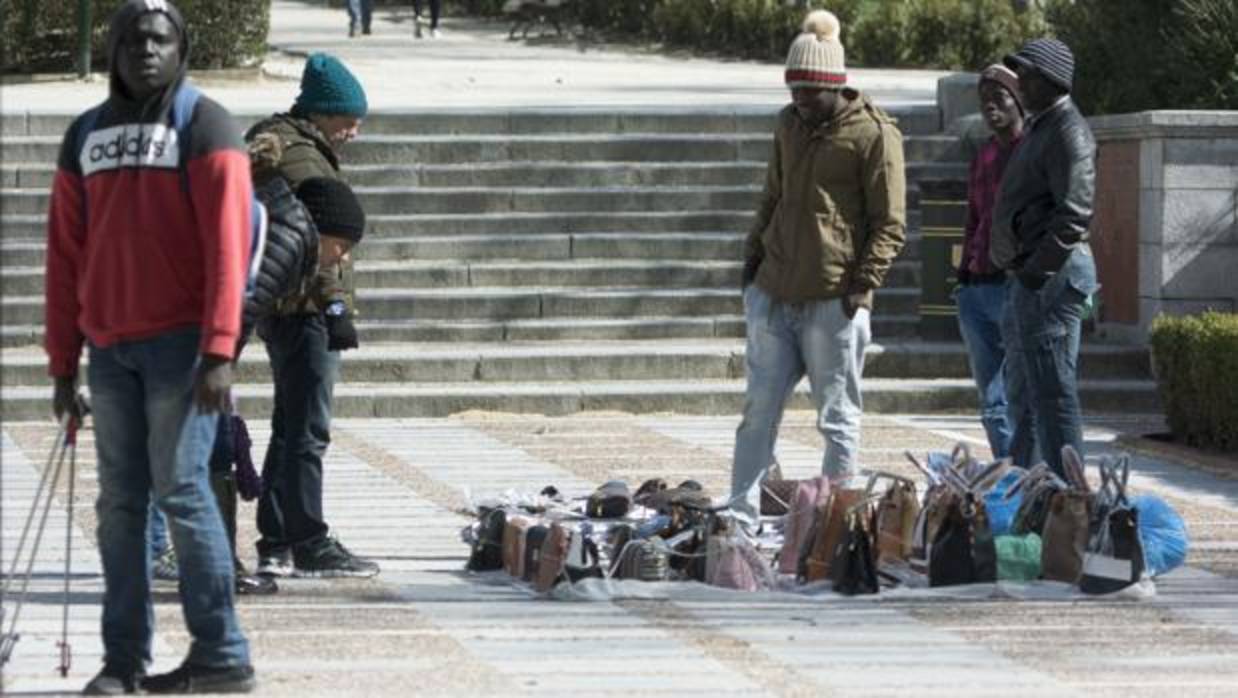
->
<box><xmin>1003</xmin><ymin>246</ymin><xmax>1099</xmax><ymax>476</ymax></box>
<box><xmin>88</xmin><ymin>328</ymin><xmax>249</xmax><ymax>671</ymax></box>
<box><xmin>956</xmin><ymin>281</ymin><xmax>1013</xmax><ymax>459</ymax></box>
<box><xmin>731</xmin><ymin>285</ymin><xmax>871</xmax><ymax>519</ymax></box>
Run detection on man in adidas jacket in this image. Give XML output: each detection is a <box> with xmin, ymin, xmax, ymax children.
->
<box><xmin>731</xmin><ymin>10</ymin><xmax>906</xmax><ymax>521</ymax></box>
<box><xmin>43</xmin><ymin>0</ymin><xmax>254</xmax><ymax>693</ymax></box>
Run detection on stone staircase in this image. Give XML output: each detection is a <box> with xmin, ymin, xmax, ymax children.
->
<box><xmin>0</xmin><ymin>107</ymin><xmax>1157</xmax><ymax>419</ymax></box>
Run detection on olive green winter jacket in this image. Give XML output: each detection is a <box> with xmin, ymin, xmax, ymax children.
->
<box><xmin>745</xmin><ymin>89</ymin><xmax>907</xmax><ymax>309</ymax></box>
<box><xmin>245</xmin><ymin>113</ymin><xmax>354</xmax><ymax>315</ymax></box>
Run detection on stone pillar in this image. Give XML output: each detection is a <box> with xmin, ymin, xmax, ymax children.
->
<box><xmin>1089</xmin><ymin>111</ymin><xmax>1238</xmax><ymax>344</ymax></box>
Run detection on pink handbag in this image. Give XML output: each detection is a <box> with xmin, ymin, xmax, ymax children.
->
<box><xmin>778</xmin><ymin>476</ymin><xmax>829</xmax><ymax>575</ymax></box>
<box><xmin>706</xmin><ymin>534</ymin><xmax>775</xmax><ymax>591</ymax></box>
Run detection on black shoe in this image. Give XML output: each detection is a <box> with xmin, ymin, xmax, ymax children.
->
<box><xmin>348</xmin><ymin>23</ymin><xmax>357</xmax><ymax>37</ymax></box>
<box><xmin>141</xmin><ymin>663</ymin><xmax>255</xmax><ymax>694</ymax></box>
<box><xmin>237</xmin><ymin>573</ymin><xmax>279</xmax><ymax>595</ymax></box>
<box><xmin>255</xmin><ymin>548</ymin><xmax>293</xmax><ymax>577</ymax></box>
<box><xmin>82</xmin><ymin>663</ymin><xmax>144</xmax><ymax>695</ymax></box>
<box><xmin>293</xmin><ymin>537</ymin><xmax>380</xmax><ymax>578</ymax></box>
<box><xmin>362</xmin><ymin>24</ymin><xmax>372</xmax><ymax>35</ymax></box>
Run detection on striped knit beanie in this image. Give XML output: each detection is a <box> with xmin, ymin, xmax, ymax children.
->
<box><xmin>785</xmin><ymin>10</ymin><xmax>846</xmax><ymax>89</ymax></box>
<box><xmin>1004</xmin><ymin>38</ymin><xmax>1074</xmax><ymax>93</ymax></box>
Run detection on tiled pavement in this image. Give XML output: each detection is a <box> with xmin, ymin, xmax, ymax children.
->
<box><xmin>4</xmin><ymin>411</ymin><xmax>1238</xmax><ymax>696</ymax></box>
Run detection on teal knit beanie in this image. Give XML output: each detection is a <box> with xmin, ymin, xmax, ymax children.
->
<box><xmin>292</xmin><ymin>53</ymin><xmax>368</xmax><ymax>118</ymax></box>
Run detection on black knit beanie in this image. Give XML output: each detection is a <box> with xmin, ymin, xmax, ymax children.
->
<box><xmin>1004</xmin><ymin>38</ymin><xmax>1075</xmax><ymax>93</ymax></box>
<box><xmin>296</xmin><ymin>178</ymin><xmax>366</xmax><ymax>244</ymax></box>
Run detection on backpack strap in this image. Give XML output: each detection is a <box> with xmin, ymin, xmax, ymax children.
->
<box><xmin>71</xmin><ymin>103</ymin><xmax>107</xmax><ymax>224</ymax></box>
<box><xmin>170</xmin><ymin>82</ymin><xmax>203</xmax><ymax>191</ymax></box>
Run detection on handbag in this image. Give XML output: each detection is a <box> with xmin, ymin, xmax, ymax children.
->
<box><xmin>586</xmin><ymin>480</ymin><xmax>632</xmax><ymax>519</ymax></box>
<box><xmin>613</xmin><ymin>539</ymin><xmax>670</xmax><ymax>581</ymax></box>
<box><xmin>829</xmin><ymin>501</ymin><xmax>880</xmax><ymax>595</ymax></box>
<box><xmin>801</xmin><ymin>486</ymin><xmax>866</xmax><ymax>582</ymax></box>
<box><xmin>533</xmin><ymin>522</ymin><xmax>572</xmax><ymax>592</ymax></box>
<box><xmin>502</xmin><ymin>515</ymin><xmax>533</xmax><ymax>579</ymax></box>
<box><xmin>777</xmin><ymin>476</ymin><xmax>829</xmax><ymax>575</ymax></box>
<box><xmin>928</xmin><ymin>493</ymin><xmax>997</xmax><ymax>587</ymax></box>
<box><xmin>874</xmin><ymin>476</ymin><xmax>919</xmax><ymax>563</ymax></box>
<box><xmin>706</xmin><ymin>533</ymin><xmax>775</xmax><ymax>592</ymax></box>
<box><xmin>1040</xmin><ymin>447</ymin><xmax>1094</xmax><ymax>583</ymax></box>
<box><xmin>1080</xmin><ymin>456</ymin><xmax>1145</xmax><ymax>594</ymax></box>
<box><xmin>522</xmin><ymin>524</ymin><xmax>549</xmax><ymax>582</ymax></box>
<box><xmin>466</xmin><ymin>508</ymin><xmax>507</xmax><ymax>572</ymax></box>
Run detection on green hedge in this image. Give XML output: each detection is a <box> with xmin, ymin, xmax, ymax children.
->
<box><xmin>1150</xmin><ymin>312</ymin><xmax>1238</xmax><ymax>453</ymax></box>
<box><xmin>1047</xmin><ymin>0</ymin><xmax>1238</xmax><ymax>113</ymax></box>
<box><xmin>1</xmin><ymin>0</ymin><xmax>271</xmax><ymax>74</ymax></box>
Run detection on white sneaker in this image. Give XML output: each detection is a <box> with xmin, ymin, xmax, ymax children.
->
<box><xmin>430</xmin><ymin>28</ymin><xmax>442</xmax><ymax>39</ymax></box>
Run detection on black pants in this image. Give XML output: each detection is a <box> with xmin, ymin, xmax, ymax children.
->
<box><xmin>413</xmin><ymin>0</ymin><xmax>441</xmax><ymax>28</ymax></box>
<box><xmin>256</xmin><ymin>314</ymin><xmax>339</xmax><ymax>556</ymax></box>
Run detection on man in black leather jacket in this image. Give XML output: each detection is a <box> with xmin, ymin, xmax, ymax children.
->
<box><xmin>990</xmin><ymin>38</ymin><xmax>1100</xmax><ymax>476</ymax></box>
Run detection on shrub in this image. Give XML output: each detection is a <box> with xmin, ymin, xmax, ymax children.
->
<box><xmin>1150</xmin><ymin>312</ymin><xmax>1238</xmax><ymax>453</ymax></box>
<box><xmin>850</xmin><ymin>0</ymin><xmax>1046</xmax><ymax>70</ymax></box>
<box><xmin>1046</xmin><ymin>0</ymin><xmax>1238</xmax><ymax>114</ymax></box>
<box><xmin>1</xmin><ymin>0</ymin><xmax>271</xmax><ymax>74</ymax></box>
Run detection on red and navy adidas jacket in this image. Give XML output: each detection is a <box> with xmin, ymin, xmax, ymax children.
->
<box><xmin>44</xmin><ymin>87</ymin><xmax>252</xmax><ymax>378</ymax></box>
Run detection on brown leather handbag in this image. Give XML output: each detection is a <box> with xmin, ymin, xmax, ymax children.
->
<box><xmin>801</xmin><ymin>486</ymin><xmax>866</xmax><ymax>582</ymax></box>
<box><xmin>1040</xmin><ymin>446</ymin><xmax>1094</xmax><ymax>584</ymax></box>
<box><xmin>875</xmin><ymin>478</ymin><xmax>920</xmax><ymax>563</ymax></box>
<box><xmin>501</xmin><ymin>516</ymin><xmax>532</xmax><ymax>579</ymax></box>
<box><xmin>533</xmin><ymin>522</ymin><xmax>572</xmax><ymax>592</ymax></box>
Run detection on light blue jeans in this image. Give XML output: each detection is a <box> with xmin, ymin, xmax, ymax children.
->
<box><xmin>88</xmin><ymin>328</ymin><xmax>249</xmax><ymax>670</ymax></box>
<box><xmin>956</xmin><ymin>281</ymin><xmax>1013</xmax><ymax>459</ymax></box>
<box><xmin>731</xmin><ymin>285</ymin><xmax>870</xmax><ymax>518</ymax></box>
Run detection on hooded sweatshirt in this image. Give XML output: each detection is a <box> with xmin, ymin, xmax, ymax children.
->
<box><xmin>44</xmin><ymin>0</ymin><xmax>252</xmax><ymax>377</ymax></box>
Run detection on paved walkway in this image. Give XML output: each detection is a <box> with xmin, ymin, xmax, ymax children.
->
<box><xmin>4</xmin><ymin>411</ymin><xmax>1238</xmax><ymax>696</ymax></box>
<box><xmin>1</xmin><ymin>0</ymin><xmax>945</xmax><ymax>116</ymax></box>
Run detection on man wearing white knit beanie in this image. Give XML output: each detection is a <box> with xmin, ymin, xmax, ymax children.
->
<box><xmin>730</xmin><ymin>9</ymin><xmax>907</xmax><ymax>521</ymax></box>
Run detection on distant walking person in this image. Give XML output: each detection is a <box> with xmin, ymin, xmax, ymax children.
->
<box><xmin>44</xmin><ymin>0</ymin><xmax>254</xmax><ymax>692</ymax></box>
<box><xmin>413</xmin><ymin>0</ymin><xmax>443</xmax><ymax>38</ymax></box>
<box><xmin>957</xmin><ymin>65</ymin><xmax>1025</xmax><ymax>460</ymax></box>
<box><xmin>730</xmin><ymin>10</ymin><xmax>906</xmax><ymax>521</ymax></box>
<box><xmin>347</xmin><ymin>0</ymin><xmax>373</xmax><ymax>37</ymax></box>
<box><xmin>991</xmin><ymin>38</ymin><xmax>1099</xmax><ymax>475</ymax></box>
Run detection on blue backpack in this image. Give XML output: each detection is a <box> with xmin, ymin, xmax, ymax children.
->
<box><xmin>74</xmin><ymin>83</ymin><xmax>267</xmax><ymax>299</ymax></box>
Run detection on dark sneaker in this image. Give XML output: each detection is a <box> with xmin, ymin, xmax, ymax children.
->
<box><xmin>152</xmin><ymin>548</ymin><xmax>178</xmax><ymax>582</ymax></box>
<box><xmin>82</xmin><ymin>663</ymin><xmax>144</xmax><ymax>695</ymax></box>
<box><xmin>255</xmin><ymin>549</ymin><xmax>292</xmax><ymax>578</ymax></box>
<box><xmin>237</xmin><ymin>573</ymin><xmax>279</xmax><ymax>595</ymax></box>
<box><xmin>293</xmin><ymin>538</ymin><xmax>380</xmax><ymax>578</ymax></box>
<box><xmin>141</xmin><ymin>662</ymin><xmax>255</xmax><ymax>694</ymax></box>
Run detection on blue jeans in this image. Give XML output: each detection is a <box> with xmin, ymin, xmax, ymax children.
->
<box><xmin>87</xmin><ymin>328</ymin><xmax>248</xmax><ymax>670</ymax></box>
<box><xmin>346</xmin><ymin>0</ymin><xmax>373</xmax><ymax>30</ymax></box>
<box><xmin>257</xmin><ymin>314</ymin><xmax>339</xmax><ymax>556</ymax></box>
<box><xmin>956</xmin><ymin>281</ymin><xmax>1013</xmax><ymax>459</ymax></box>
<box><xmin>731</xmin><ymin>285</ymin><xmax>870</xmax><ymax>518</ymax></box>
<box><xmin>1004</xmin><ymin>246</ymin><xmax>1099</xmax><ymax>476</ymax></box>
<box><xmin>148</xmin><ymin>502</ymin><xmax>169</xmax><ymax>558</ymax></box>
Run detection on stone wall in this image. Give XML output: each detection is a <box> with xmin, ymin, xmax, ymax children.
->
<box><xmin>1089</xmin><ymin>111</ymin><xmax>1238</xmax><ymax>343</ymax></box>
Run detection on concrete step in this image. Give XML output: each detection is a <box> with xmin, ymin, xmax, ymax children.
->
<box><xmin>1</xmin><ymin>133</ymin><xmax>960</xmax><ymax>168</ymax></box>
<box><xmin>1</xmin><ymin>160</ymin><xmax>968</xmax><ymax>191</ymax></box>
<box><xmin>2</xmin><ymin>258</ymin><xmax>921</xmax><ymax>294</ymax></box>
<box><xmin>3</xmin><ymin>105</ymin><xmax>945</xmax><ymax>138</ymax></box>
<box><xmin>0</xmin><ymin>340</ymin><xmax>1152</xmax><ymax>387</ymax></box>
<box><xmin>1</xmin><ymin>287</ymin><xmax>922</xmax><ymax>324</ymax></box>
<box><xmin>2</xmin><ymin>312</ymin><xmax>927</xmax><ymax>347</ymax></box>
<box><xmin>0</xmin><ymin>377</ymin><xmax>1159</xmax><ymax>420</ymax></box>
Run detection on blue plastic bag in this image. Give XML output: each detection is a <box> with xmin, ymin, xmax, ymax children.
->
<box><xmin>1131</xmin><ymin>494</ymin><xmax>1189</xmax><ymax>577</ymax></box>
<box><xmin>984</xmin><ymin>470</ymin><xmax>1024</xmax><ymax>536</ymax></box>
